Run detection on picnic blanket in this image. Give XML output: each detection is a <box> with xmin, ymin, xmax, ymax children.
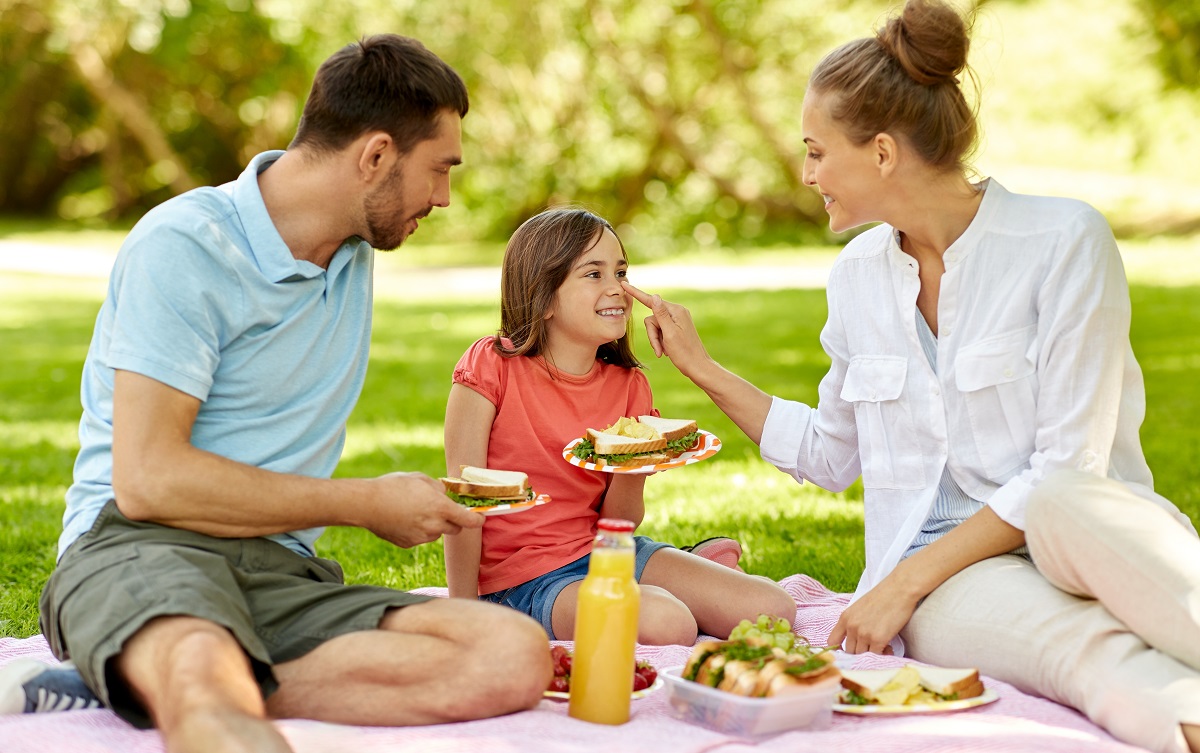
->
<box><xmin>0</xmin><ymin>575</ymin><xmax>1147</xmax><ymax>752</ymax></box>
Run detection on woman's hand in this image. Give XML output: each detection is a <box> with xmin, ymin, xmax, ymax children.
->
<box><xmin>622</xmin><ymin>282</ymin><xmax>712</xmax><ymax>378</ymax></box>
<box><xmin>827</xmin><ymin>573</ymin><xmax>922</xmax><ymax>654</ymax></box>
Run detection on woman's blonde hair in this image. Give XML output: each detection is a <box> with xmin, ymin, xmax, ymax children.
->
<box><xmin>808</xmin><ymin>0</ymin><xmax>979</xmax><ymax>173</ymax></box>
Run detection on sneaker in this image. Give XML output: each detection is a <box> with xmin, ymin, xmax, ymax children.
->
<box><xmin>0</xmin><ymin>658</ymin><xmax>102</xmax><ymax>714</ymax></box>
<box><xmin>682</xmin><ymin>537</ymin><xmax>744</xmax><ymax>571</ymax></box>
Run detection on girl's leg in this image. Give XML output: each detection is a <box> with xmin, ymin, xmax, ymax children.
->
<box><xmin>638</xmin><ymin>548</ymin><xmax>797</xmax><ymax>640</ymax></box>
<box><xmin>549</xmin><ymin>580</ymin><xmax>697</xmax><ymax>645</ymax></box>
<box><xmin>900</xmin><ymin>555</ymin><xmax>1200</xmax><ymax>753</ymax></box>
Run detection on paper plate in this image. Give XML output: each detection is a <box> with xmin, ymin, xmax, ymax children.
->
<box><xmin>833</xmin><ymin>687</ymin><xmax>999</xmax><ymax>715</ymax></box>
<box><xmin>465</xmin><ymin>493</ymin><xmax>550</xmax><ymax>517</ymax></box>
<box><xmin>562</xmin><ymin>430</ymin><xmax>721</xmax><ymax>475</ymax></box>
<box><xmin>543</xmin><ymin>675</ymin><xmax>664</xmax><ymax>702</ymax></box>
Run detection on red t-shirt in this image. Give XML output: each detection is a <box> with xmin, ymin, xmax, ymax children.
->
<box><xmin>452</xmin><ymin>336</ymin><xmax>656</xmax><ymax>593</ymax></box>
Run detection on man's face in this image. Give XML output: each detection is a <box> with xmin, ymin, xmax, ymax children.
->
<box><xmin>364</xmin><ymin>110</ymin><xmax>463</xmax><ymax>251</ymax></box>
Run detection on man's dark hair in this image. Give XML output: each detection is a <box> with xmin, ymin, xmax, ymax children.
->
<box><xmin>290</xmin><ymin>34</ymin><xmax>469</xmax><ymax>155</ymax></box>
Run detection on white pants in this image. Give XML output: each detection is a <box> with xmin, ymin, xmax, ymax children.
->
<box><xmin>900</xmin><ymin>469</ymin><xmax>1200</xmax><ymax>753</ymax></box>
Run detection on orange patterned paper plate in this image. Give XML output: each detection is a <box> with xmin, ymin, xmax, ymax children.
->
<box><xmin>562</xmin><ymin>430</ymin><xmax>721</xmax><ymax>475</ymax></box>
<box><xmin>467</xmin><ymin>493</ymin><xmax>551</xmax><ymax>517</ymax></box>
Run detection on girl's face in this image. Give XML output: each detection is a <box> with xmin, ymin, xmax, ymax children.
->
<box><xmin>544</xmin><ymin>228</ymin><xmax>630</xmax><ymax>352</ymax></box>
<box><xmin>801</xmin><ymin>93</ymin><xmax>885</xmax><ymax>233</ymax></box>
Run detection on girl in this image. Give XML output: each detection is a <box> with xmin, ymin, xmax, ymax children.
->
<box><xmin>623</xmin><ymin>1</ymin><xmax>1200</xmax><ymax>751</ymax></box>
<box><xmin>442</xmin><ymin>207</ymin><xmax>796</xmax><ymax>645</ymax></box>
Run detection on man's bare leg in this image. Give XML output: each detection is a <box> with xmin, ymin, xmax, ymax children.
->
<box><xmin>267</xmin><ymin>598</ymin><xmax>550</xmax><ymax>725</ymax></box>
<box><xmin>117</xmin><ymin>616</ymin><xmax>290</xmax><ymax>753</ymax></box>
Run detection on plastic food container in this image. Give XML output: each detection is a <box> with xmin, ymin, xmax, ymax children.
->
<box><xmin>660</xmin><ymin>665</ymin><xmax>839</xmax><ymax>737</ymax></box>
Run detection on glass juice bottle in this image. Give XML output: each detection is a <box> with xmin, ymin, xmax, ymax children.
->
<box><xmin>568</xmin><ymin>518</ymin><xmax>640</xmax><ymax>725</ymax></box>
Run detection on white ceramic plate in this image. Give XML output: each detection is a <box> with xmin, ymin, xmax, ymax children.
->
<box><xmin>465</xmin><ymin>493</ymin><xmax>550</xmax><ymax>517</ymax></box>
<box><xmin>543</xmin><ymin>675</ymin><xmax>664</xmax><ymax>702</ymax></box>
<box><xmin>562</xmin><ymin>430</ymin><xmax>721</xmax><ymax>475</ymax></box>
<box><xmin>833</xmin><ymin>687</ymin><xmax>999</xmax><ymax>715</ymax></box>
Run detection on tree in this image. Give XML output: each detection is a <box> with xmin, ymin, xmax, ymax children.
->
<box><xmin>1137</xmin><ymin>0</ymin><xmax>1200</xmax><ymax>88</ymax></box>
<box><xmin>0</xmin><ymin>0</ymin><xmax>308</xmax><ymax>220</ymax></box>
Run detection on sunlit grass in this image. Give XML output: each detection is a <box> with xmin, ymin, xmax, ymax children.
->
<box><xmin>3</xmin><ymin>241</ymin><xmax>1200</xmax><ymax>638</ymax></box>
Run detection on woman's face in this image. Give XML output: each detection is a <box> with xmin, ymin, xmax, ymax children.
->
<box><xmin>801</xmin><ymin>93</ymin><xmax>885</xmax><ymax>233</ymax></box>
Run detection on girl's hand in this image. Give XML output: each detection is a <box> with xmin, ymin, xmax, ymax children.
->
<box><xmin>622</xmin><ymin>282</ymin><xmax>712</xmax><ymax>377</ymax></box>
<box><xmin>827</xmin><ymin>574</ymin><xmax>921</xmax><ymax>654</ymax></box>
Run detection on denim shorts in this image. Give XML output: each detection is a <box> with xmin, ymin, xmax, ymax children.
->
<box><xmin>481</xmin><ymin>535</ymin><xmax>672</xmax><ymax>639</ymax></box>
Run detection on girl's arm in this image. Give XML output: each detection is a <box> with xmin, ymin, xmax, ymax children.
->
<box><xmin>442</xmin><ymin>383</ymin><xmax>497</xmax><ymax>599</ymax></box>
<box><xmin>828</xmin><ymin>506</ymin><xmax>1025</xmax><ymax>653</ymax></box>
<box><xmin>597</xmin><ymin>474</ymin><xmax>648</xmax><ymax>525</ymax></box>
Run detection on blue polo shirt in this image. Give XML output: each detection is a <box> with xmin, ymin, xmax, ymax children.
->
<box><xmin>61</xmin><ymin>150</ymin><xmax>375</xmax><ymax>559</ymax></box>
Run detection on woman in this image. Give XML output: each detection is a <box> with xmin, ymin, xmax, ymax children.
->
<box><xmin>622</xmin><ymin>1</ymin><xmax>1200</xmax><ymax>751</ymax></box>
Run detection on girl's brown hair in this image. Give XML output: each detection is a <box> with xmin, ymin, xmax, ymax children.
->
<box><xmin>494</xmin><ymin>208</ymin><xmax>642</xmax><ymax>370</ymax></box>
<box><xmin>808</xmin><ymin>0</ymin><xmax>979</xmax><ymax>173</ymax></box>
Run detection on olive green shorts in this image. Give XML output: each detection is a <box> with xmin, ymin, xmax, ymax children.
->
<box><xmin>39</xmin><ymin>500</ymin><xmax>433</xmax><ymax>729</ymax></box>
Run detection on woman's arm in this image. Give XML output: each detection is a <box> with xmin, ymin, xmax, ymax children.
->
<box><xmin>442</xmin><ymin>383</ymin><xmax>497</xmax><ymax>598</ymax></box>
<box><xmin>624</xmin><ymin>282</ymin><xmax>774</xmax><ymax>445</ymax></box>
<box><xmin>829</xmin><ymin>506</ymin><xmax>1025</xmax><ymax>653</ymax></box>
<box><xmin>597</xmin><ymin>474</ymin><xmax>648</xmax><ymax>525</ymax></box>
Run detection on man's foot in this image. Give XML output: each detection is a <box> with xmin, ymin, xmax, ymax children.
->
<box><xmin>682</xmin><ymin>537</ymin><xmax>744</xmax><ymax>571</ymax></box>
<box><xmin>0</xmin><ymin>658</ymin><xmax>103</xmax><ymax>713</ymax></box>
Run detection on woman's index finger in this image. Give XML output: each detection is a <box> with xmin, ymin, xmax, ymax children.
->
<box><xmin>621</xmin><ymin>281</ymin><xmax>657</xmax><ymax>307</ymax></box>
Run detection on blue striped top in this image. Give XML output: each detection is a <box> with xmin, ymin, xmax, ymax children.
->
<box><xmin>904</xmin><ymin>308</ymin><xmax>1030</xmax><ymax>559</ymax></box>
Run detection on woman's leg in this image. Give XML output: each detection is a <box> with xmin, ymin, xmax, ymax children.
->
<box><xmin>1027</xmin><ymin>470</ymin><xmax>1200</xmax><ymax>752</ymax></box>
<box><xmin>901</xmin><ymin>553</ymin><xmax>1200</xmax><ymax>753</ymax></box>
<box><xmin>1027</xmin><ymin>469</ymin><xmax>1200</xmax><ymax>668</ymax></box>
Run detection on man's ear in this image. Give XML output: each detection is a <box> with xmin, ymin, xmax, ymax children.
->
<box><xmin>357</xmin><ymin>132</ymin><xmax>395</xmax><ymax>183</ymax></box>
<box><xmin>873</xmin><ymin>132</ymin><xmax>899</xmax><ymax>178</ymax></box>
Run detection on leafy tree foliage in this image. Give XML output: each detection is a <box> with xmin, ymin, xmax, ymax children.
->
<box><xmin>0</xmin><ymin>0</ymin><xmax>1194</xmax><ymax>247</ymax></box>
<box><xmin>1138</xmin><ymin>0</ymin><xmax>1200</xmax><ymax>88</ymax></box>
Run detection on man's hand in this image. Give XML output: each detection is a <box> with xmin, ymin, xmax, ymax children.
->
<box><xmin>363</xmin><ymin>472</ymin><xmax>484</xmax><ymax>548</ymax></box>
<box><xmin>827</xmin><ymin>574</ymin><xmax>920</xmax><ymax>654</ymax></box>
<box><xmin>622</xmin><ymin>282</ymin><xmax>712</xmax><ymax>377</ymax></box>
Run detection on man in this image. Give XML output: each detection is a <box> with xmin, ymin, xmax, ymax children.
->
<box><xmin>0</xmin><ymin>34</ymin><xmax>551</xmax><ymax>753</ymax></box>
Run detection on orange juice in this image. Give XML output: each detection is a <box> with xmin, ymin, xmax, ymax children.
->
<box><xmin>568</xmin><ymin>520</ymin><xmax>640</xmax><ymax>725</ymax></box>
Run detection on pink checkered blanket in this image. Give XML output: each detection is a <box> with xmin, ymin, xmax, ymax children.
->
<box><xmin>0</xmin><ymin>575</ymin><xmax>1145</xmax><ymax>752</ymax></box>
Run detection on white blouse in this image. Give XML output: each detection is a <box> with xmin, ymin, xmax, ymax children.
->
<box><xmin>760</xmin><ymin>179</ymin><xmax>1195</xmax><ymax>598</ymax></box>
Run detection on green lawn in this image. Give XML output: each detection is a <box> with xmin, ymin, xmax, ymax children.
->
<box><xmin>3</xmin><ymin>257</ymin><xmax>1200</xmax><ymax>639</ymax></box>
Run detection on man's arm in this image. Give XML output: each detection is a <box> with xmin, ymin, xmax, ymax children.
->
<box><xmin>111</xmin><ymin>369</ymin><xmax>482</xmax><ymax>546</ymax></box>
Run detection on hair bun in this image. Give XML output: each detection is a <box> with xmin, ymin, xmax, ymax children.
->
<box><xmin>876</xmin><ymin>0</ymin><xmax>970</xmax><ymax>86</ymax></box>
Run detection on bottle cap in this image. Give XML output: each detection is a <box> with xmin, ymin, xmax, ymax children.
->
<box><xmin>597</xmin><ymin>518</ymin><xmax>636</xmax><ymax>533</ymax></box>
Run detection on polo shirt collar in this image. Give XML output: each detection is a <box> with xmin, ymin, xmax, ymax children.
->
<box><xmin>234</xmin><ymin>150</ymin><xmax>327</xmax><ymax>283</ymax></box>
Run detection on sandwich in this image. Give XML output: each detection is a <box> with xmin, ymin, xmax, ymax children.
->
<box><xmin>839</xmin><ymin>665</ymin><xmax>983</xmax><ymax>706</ymax></box>
<box><xmin>680</xmin><ymin>638</ymin><xmax>839</xmax><ymax>698</ymax></box>
<box><xmin>571</xmin><ymin>415</ymin><xmax>701</xmax><ymax>467</ymax></box>
<box><xmin>440</xmin><ymin>466</ymin><xmax>534</xmax><ymax>510</ymax></box>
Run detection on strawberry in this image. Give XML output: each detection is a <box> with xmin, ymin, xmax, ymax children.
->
<box><xmin>635</xmin><ymin>659</ymin><xmax>657</xmax><ymax>686</ymax></box>
<box><xmin>549</xmin><ymin>646</ymin><xmax>570</xmax><ymax>677</ymax></box>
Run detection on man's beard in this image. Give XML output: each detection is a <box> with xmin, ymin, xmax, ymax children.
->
<box><xmin>363</xmin><ymin>166</ymin><xmax>429</xmax><ymax>251</ymax></box>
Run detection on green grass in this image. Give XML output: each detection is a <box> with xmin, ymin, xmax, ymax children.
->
<box><xmin>3</xmin><ymin>253</ymin><xmax>1200</xmax><ymax>639</ymax></box>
